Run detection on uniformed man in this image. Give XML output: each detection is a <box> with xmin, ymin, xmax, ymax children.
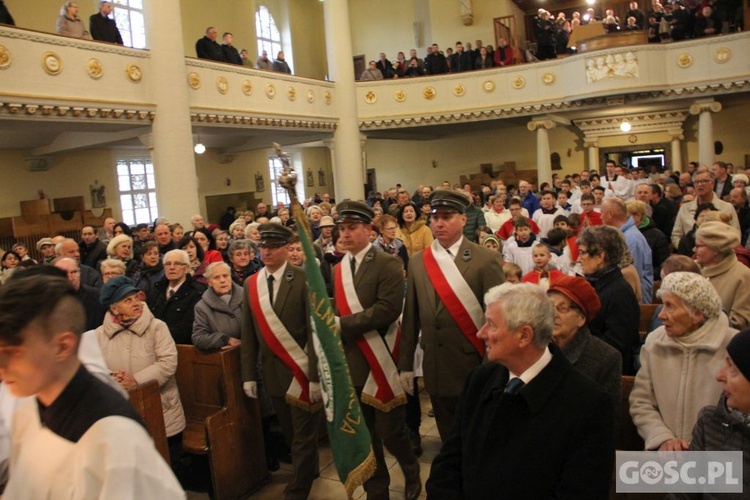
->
<box><xmin>399</xmin><ymin>189</ymin><xmax>505</xmax><ymax>440</ymax></box>
<box><xmin>241</xmin><ymin>223</ymin><xmax>321</xmax><ymax>500</ymax></box>
<box><xmin>333</xmin><ymin>201</ymin><xmax>421</xmax><ymax>500</ymax></box>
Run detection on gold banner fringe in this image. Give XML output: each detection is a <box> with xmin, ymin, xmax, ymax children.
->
<box><xmin>344</xmin><ymin>450</ymin><xmax>377</xmax><ymax>500</ymax></box>
<box><xmin>285</xmin><ymin>393</ymin><xmax>323</xmax><ymax>413</ymax></box>
<box><xmin>360</xmin><ymin>392</ymin><xmax>407</xmax><ymax>413</ymax></box>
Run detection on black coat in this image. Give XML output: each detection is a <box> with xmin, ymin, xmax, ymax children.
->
<box><xmin>651</xmin><ymin>197</ymin><xmax>677</xmax><ymax>238</ymax></box>
<box><xmin>639</xmin><ymin>217</ymin><xmax>670</xmax><ymax>278</ymax></box>
<box><xmin>79</xmin><ymin>240</ymin><xmax>107</xmax><ymax>270</ymax></box>
<box><xmin>427</xmin><ymin>346</ymin><xmax>614</xmax><ymax>499</ymax></box>
<box><xmin>0</xmin><ymin>1</ymin><xmax>14</xmax><ymax>25</ymax></box>
<box><xmin>221</xmin><ymin>44</ymin><xmax>242</xmax><ymax>65</ymax></box>
<box><xmin>448</xmin><ymin>51</ymin><xmax>473</xmax><ymax>72</ymax></box>
<box><xmin>586</xmin><ymin>265</ymin><xmax>640</xmax><ymax>375</ymax></box>
<box><xmin>148</xmin><ymin>275</ymin><xmax>207</xmax><ymax>344</ymax></box>
<box><xmin>195</xmin><ymin>36</ymin><xmax>223</xmax><ymax>61</ymax></box>
<box><xmin>78</xmin><ymin>284</ymin><xmax>106</xmax><ymax>331</ymax></box>
<box><xmin>425</xmin><ymin>52</ymin><xmax>449</xmax><ymax>74</ymax></box>
<box><xmin>89</xmin><ymin>13</ymin><xmax>123</xmax><ymax>44</ymax></box>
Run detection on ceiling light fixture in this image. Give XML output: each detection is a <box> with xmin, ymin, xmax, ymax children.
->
<box><xmin>620</xmin><ymin>120</ymin><xmax>632</xmax><ymax>132</ymax></box>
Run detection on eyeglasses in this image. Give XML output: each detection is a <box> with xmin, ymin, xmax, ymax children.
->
<box><xmin>383</xmin><ymin>226</ymin><xmax>397</xmax><ymax>231</ymax></box>
<box><xmin>694</xmin><ymin>179</ymin><xmax>712</xmax><ymax>185</ymax></box>
<box><xmin>102</xmin><ymin>271</ymin><xmax>124</xmax><ymax>278</ymax></box>
<box><xmin>554</xmin><ymin>303</ymin><xmax>580</xmax><ymax>314</ymax></box>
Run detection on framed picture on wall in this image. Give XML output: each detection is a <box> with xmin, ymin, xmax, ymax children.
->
<box><xmin>318</xmin><ymin>168</ymin><xmax>326</xmax><ymax>186</ymax></box>
<box><xmin>306</xmin><ymin>168</ymin><xmax>314</xmax><ymax>187</ymax></box>
<box><xmin>255</xmin><ymin>173</ymin><xmax>265</xmax><ymax>192</ymax></box>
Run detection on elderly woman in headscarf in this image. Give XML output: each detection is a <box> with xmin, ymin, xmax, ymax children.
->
<box><xmin>630</xmin><ymin>272</ymin><xmax>738</xmax><ymax>451</ymax></box>
<box><xmin>96</xmin><ymin>276</ymin><xmax>186</xmax><ymax>469</ymax></box>
<box><xmin>192</xmin><ymin>262</ymin><xmax>243</xmax><ymax>350</ymax></box>
<box><xmin>694</xmin><ymin>220</ymin><xmax>750</xmax><ymax>330</ymax></box>
<box><xmin>547</xmin><ymin>275</ymin><xmax>621</xmax><ymax>419</ymax></box>
<box><xmin>577</xmin><ymin>225</ymin><xmax>640</xmax><ymax>374</ymax></box>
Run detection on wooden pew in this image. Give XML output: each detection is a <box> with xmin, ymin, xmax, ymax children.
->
<box><xmin>175</xmin><ymin>345</ymin><xmax>269</xmax><ymax>500</ymax></box>
<box><xmin>127</xmin><ymin>379</ymin><xmax>170</xmax><ymax>465</ymax></box>
<box><xmin>639</xmin><ymin>304</ymin><xmax>659</xmax><ymax>342</ymax></box>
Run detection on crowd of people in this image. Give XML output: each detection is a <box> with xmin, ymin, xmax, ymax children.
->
<box><xmin>0</xmin><ymin>157</ymin><xmax>749</xmax><ymax>496</ymax></box>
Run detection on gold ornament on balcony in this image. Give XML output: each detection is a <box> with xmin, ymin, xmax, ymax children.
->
<box><xmin>188</xmin><ymin>72</ymin><xmax>201</xmax><ymax>89</ymax></box>
<box><xmin>713</xmin><ymin>47</ymin><xmax>731</xmax><ymax>64</ymax></box>
<box><xmin>287</xmin><ymin>86</ymin><xmax>296</xmax><ymax>101</ymax></box>
<box><xmin>364</xmin><ymin>91</ymin><xmax>377</xmax><ymax>104</ymax></box>
<box><xmin>423</xmin><ymin>86</ymin><xmax>436</xmax><ymax>100</ymax></box>
<box><xmin>42</xmin><ymin>51</ymin><xmax>62</xmax><ymax>76</ymax></box>
<box><xmin>306</xmin><ymin>89</ymin><xmax>315</xmax><ymax>103</ymax></box>
<box><xmin>266</xmin><ymin>84</ymin><xmax>276</xmax><ymax>99</ymax></box>
<box><xmin>453</xmin><ymin>84</ymin><xmax>466</xmax><ymax>97</ymax></box>
<box><xmin>0</xmin><ymin>45</ymin><xmax>11</xmax><ymax>70</ymax></box>
<box><xmin>125</xmin><ymin>63</ymin><xmax>141</xmax><ymax>83</ymax></box>
<box><xmin>242</xmin><ymin>79</ymin><xmax>253</xmax><ymax>95</ymax></box>
<box><xmin>324</xmin><ymin>91</ymin><xmax>332</xmax><ymax>105</ymax></box>
<box><xmin>512</xmin><ymin>76</ymin><xmax>525</xmax><ymax>89</ymax></box>
<box><xmin>216</xmin><ymin>76</ymin><xmax>229</xmax><ymax>94</ymax></box>
<box><xmin>677</xmin><ymin>54</ymin><xmax>693</xmax><ymax>68</ymax></box>
<box><xmin>394</xmin><ymin>90</ymin><xmax>406</xmax><ymax>102</ymax></box>
<box><xmin>87</xmin><ymin>59</ymin><xmax>103</xmax><ymax>80</ymax></box>
<box><xmin>542</xmin><ymin>73</ymin><xmax>555</xmax><ymax>85</ymax></box>
<box><xmin>483</xmin><ymin>80</ymin><xmax>495</xmax><ymax>93</ymax></box>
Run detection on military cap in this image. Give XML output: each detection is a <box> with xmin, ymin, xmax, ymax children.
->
<box><xmin>335</xmin><ymin>201</ymin><xmax>374</xmax><ymax>225</ymax></box>
<box><xmin>430</xmin><ymin>189</ymin><xmax>470</xmax><ymax>214</ymax></box>
<box><xmin>258</xmin><ymin>223</ymin><xmax>293</xmax><ymax>247</ymax></box>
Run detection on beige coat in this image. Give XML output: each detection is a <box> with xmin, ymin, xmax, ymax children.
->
<box><xmin>396</xmin><ymin>220</ymin><xmax>434</xmax><ymax>256</ymax></box>
<box><xmin>670</xmin><ymin>193</ymin><xmax>739</xmax><ymax>248</ymax></box>
<box><xmin>701</xmin><ymin>253</ymin><xmax>750</xmax><ymax>330</ymax></box>
<box><xmin>96</xmin><ymin>307</ymin><xmax>186</xmax><ymax>437</ymax></box>
<box><xmin>630</xmin><ymin>313</ymin><xmax>736</xmax><ymax>450</ymax></box>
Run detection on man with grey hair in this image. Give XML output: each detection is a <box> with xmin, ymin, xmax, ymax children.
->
<box><xmin>427</xmin><ymin>283</ymin><xmax>614</xmax><ymax>498</ymax></box>
<box><xmin>191</xmin><ymin>214</ymin><xmax>205</xmax><ymax>230</ymax></box>
<box><xmin>89</xmin><ymin>1</ymin><xmax>123</xmax><ymax>44</ymax></box>
<box><xmin>56</xmin><ymin>238</ymin><xmax>102</xmax><ymax>288</ymax></box>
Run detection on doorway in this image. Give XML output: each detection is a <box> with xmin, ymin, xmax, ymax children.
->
<box><xmin>600</xmin><ymin>143</ymin><xmax>671</xmax><ymax>173</ymax></box>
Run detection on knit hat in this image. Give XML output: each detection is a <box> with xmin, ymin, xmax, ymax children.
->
<box><xmin>482</xmin><ymin>235</ymin><xmax>501</xmax><ymax>250</ymax></box>
<box><xmin>732</xmin><ymin>173</ymin><xmax>749</xmax><ymax>185</ymax></box>
<box><xmin>696</xmin><ymin>221</ymin><xmax>740</xmax><ymax>253</ymax></box>
<box><xmin>100</xmin><ymin>276</ymin><xmax>139</xmax><ymax>307</ymax></box>
<box><xmin>547</xmin><ymin>275</ymin><xmax>601</xmax><ymax>322</ymax></box>
<box><xmin>657</xmin><ymin>271</ymin><xmax>722</xmax><ymax>320</ymax></box>
<box><xmin>727</xmin><ymin>329</ymin><xmax>750</xmax><ymax>381</ymax></box>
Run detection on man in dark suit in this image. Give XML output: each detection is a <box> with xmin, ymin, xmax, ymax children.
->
<box><xmin>79</xmin><ymin>225</ymin><xmax>108</xmax><ymax>270</ymax></box>
<box><xmin>448</xmin><ymin>41</ymin><xmax>472</xmax><ymax>73</ymax></box>
<box><xmin>334</xmin><ymin>201</ymin><xmax>421</xmax><ymax>500</ymax></box>
<box><xmin>713</xmin><ymin>161</ymin><xmax>733</xmax><ymax>200</ymax></box>
<box><xmin>220</xmin><ymin>32</ymin><xmax>243</xmax><ymax>65</ymax></box>
<box><xmin>426</xmin><ymin>283</ymin><xmax>614</xmax><ymax>499</ymax></box>
<box><xmin>241</xmin><ymin>223</ymin><xmax>321</xmax><ymax>499</ymax></box>
<box><xmin>195</xmin><ymin>26</ymin><xmax>223</xmax><ymax>62</ymax></box>
<box><xmin>400</xmin><ymin>189</ymin><xmax>505</xmax><ymax>440</ymax></box>
<box><xmin>89</xmin><ymin>1</ymin><xmax>123</xmax><ymax>45</ymax></box>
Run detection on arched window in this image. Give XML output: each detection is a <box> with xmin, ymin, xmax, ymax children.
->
<box><xmin>113</xmin><ymin>0</ymin><xmax>146</xmax><ymax>49</ymax></box>
<box><xmin>255</xmin><ymin>6</ymin><xmax>282</xmax><ymax>62</ymax></box>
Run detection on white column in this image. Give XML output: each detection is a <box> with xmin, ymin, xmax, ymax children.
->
<box><xmin>144</xmin><ymin>0</ymin><xmax>200</xmax><ymax>223</ymax></box>
<box><xmin>584</xmin><ymin>138</ymin><xmax>599</xmax><ymax>173</ymax></box>
<box><xmin>324</xmin><ymin>0</ymin><xmax>364</xmax><ymax>202</ymax></box>
<box><xmin>528</xmin><ymin>120</ymin><xmax>555</xmax><ymax>187</ymax></box>
<box><xmin>668</xmin><ymin>130</ymin><xmax>684</xmax><ymax>172</ymax></box>
<box><xmin>689</xmin><ymin>99</ymin><xmax>722</xmax><ymax>167</ymax></box>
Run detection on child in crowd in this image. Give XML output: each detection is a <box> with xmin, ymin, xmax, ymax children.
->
<box><xmin>578</xmin><ymin>193</ymin><xmax>603</xmax><ymax>227</ymax></box>
<box><xmin>543</xmin><ymin>228</ymin><xmax>570</xmax><ymax>274</ymax></box>
<box><xmin>503</xmin><ymin>262</ymin><xmax>523</xmax><ymax>284</ymax></box>
<box><xmin>502</xmin><ymin>217</ymin><xmax>537</xmax><ymax>274</ymax></box>
<box><xmin>521</xmin><ymin>244</ymin><xmax>564</xmax><ymax>290</ymax></box>
<box><xmin>556</xmin><ymin>190</ymin><xmax>572</xmax><ymax>215</ymax></box>
<box><xmin>475</xmin><ymin>226</ymin><xmax>494</xmax><ymax>245</ymax></box>
<box><xmin>532</xmin><ymin>190</ymin><xmax>566</xmax><ymax>238</ymax></box>
<box><xmin>482</xmin><ymin>234</ymin><xmax>502</xmax><ymax>253</ymax></box>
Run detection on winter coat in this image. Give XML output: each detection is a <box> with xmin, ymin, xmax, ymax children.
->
<box><xmin>192</xmin><ymin>283</ymin><xmax>243</xmax><ymax>350</ymax></box>
<box><xmin>148</xmin><ymin>275</ymin><xmax>207</xmax><ymax>344</ymax></box>
<box><xmin>701</xmin><ymin>253</ymin><xmax>750</xmax><ymax>330</ymax></box>
<box><xmin>396</xmin><ymin>220</ymin><xmax>434</xmax><ymax>256</ymax></box>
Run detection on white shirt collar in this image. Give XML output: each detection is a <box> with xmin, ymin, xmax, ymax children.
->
<box><xmin>510</xmin><ymin>346</ymin><xmax>552</xmax><ymax>385</ymax></box>
<box><xmin>263</xmin><ymin>261</ymin><xmax>288</xmax><ymax>283</ymax></box>
<box><xmin>349</xmin><ymin>243</ymin><xmax>373</xmax><ymax>269</ymax></box>
<box><xmin>444</xmin><ymin>236</ymin><xmax>464</xmax><ymax>257</ymax></box>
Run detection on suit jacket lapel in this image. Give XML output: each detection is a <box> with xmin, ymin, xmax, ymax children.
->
<box><xmin>354</xmin><ymin>249</ymin><xmax>375</xmax><ymax>288</ymax></box>
<box><xmin>273</xmin><ymin>269</ymin><xmax>292</xmax><ymax>314</ymax></box>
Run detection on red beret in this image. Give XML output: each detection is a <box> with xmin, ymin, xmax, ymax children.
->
<box><xmin>547</xmin><ymin>275</ymin><xmax>601</xmax><ymax>322</ymax></box>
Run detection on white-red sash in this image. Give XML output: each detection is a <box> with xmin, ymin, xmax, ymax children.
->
<box><xmin>422</xmin><ymin>241</ymin><xmax>485</xmax><ymax>356</ymax></box>
<box><xmin>248</xmin><ymin>273</ymin><xmax>319</xmax><ymax>412</ymax></box>
<box><xmin>334</xmin><ymin>258</ymin><xmax>405</xmax><ymax>412</ymax></box>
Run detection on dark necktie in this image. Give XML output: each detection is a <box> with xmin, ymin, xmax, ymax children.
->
<box><xmin>168</xmin><ymin>289</ymin><xmax>175</xmax><ymax>299</ymax></box>
<box><xmin>350</xmin><ymin>256</ymin><xmax>356</xmax><ymax>275</ymax></box>
<box><xmin>504</xmin><ymin>377</ymin><xmax>525</xmax><ymax>395</ymax></box>
<box><xmin>267</xmin><ymin>275</ymin><xmax>275</xmax><ymax>306</ymax></box>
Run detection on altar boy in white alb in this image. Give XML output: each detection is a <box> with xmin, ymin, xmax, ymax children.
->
<box><xmin>0</xmin><ymin>274</ymin><xmax>184</xmax><ymax>499</ymax></box>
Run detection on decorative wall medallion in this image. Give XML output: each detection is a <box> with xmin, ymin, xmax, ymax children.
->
<box><xmin>216</xmin><ymin>76</ymin><xmax>229</xmax><ymax>94</ymax></box>
<box><xmin>287</xmin><ymin>86</ymin><xmax>296</xmax><ymax>101</ymax></box>
<box><xmin>188</xmin><ymin>72</ymin><xmax>201</xmax><ymax>89</ymax></box>
<box><xmin>542</xmin><ymin>72</ymin><xmax>556</xmax><ymax>85</ymax></box>
<box><xmin>42</xmin><ymin>51</ymin><xmax>62</xmax><ymax>75</ymax></box>
<box><xmin>423</xmin><ymin>86</ymin><xmax>436</xmax><ymax>100</ymax></box>
<box><xmin>628</xmin><ymin>134</ymin><xmax>638</xmax><ymax>144</ymax></box>
<box><xmin>586</xmin><ymin>51</ymin><xmax>638</xmax><ymax>83</ymax></box>
<box><xmin>242</xmin><ymin>79</ymin><xmax>252</xmax><ymax>95</ymax></box>
<box><xmin>324</xmin><ymin>91</ymin><xmax>332</xmax><ymax>105</ymax></box>
<box><xmin>713</xmin><ymin>47</ymin><xmax>731</xmax><ymax>64</ymax></box>
<box><xmin>394</xmin><ymin>90</ymin><xmax>406</xmax><ymax>102</ymax></box>
<box><xmin>677</xmin><ymin>54</ymin><xmax>693</xmax><ymax>68</ymax></box>
<box><xmin>266</xmin><ymin>84</ymin><xmax>276</xmax><ymax>98</ymax></box>
<box><xmin>0</xmin><ymin>45</ymin><xmax>11</xmax><ymax>70</ymax></box>
<box><xmin>306</xmin><ymin>89</ymin><xmax>315</xmax><ymax>103</ymax></box>
<box><xmin>125</xmin><ymin>63</ymin><xmax>142</xmax><ymax>83</ymax></box>
<box><xmin>482</xmin><ymin>80</ymin><xmax>495</xmax><ymax>93</ymax></box>
<box><xmin>511</xmin><ymin>76</ymin><xmax>525</xmax><ymax>89</ymax></box>
<box><xmin>86</xmin><ymin>58</ymin><xmax>103</xmax><ymax>79</ymax></box>
<box><xmin>453</xmin><ymin>84</ymin><xmax>466</xmax><ymax>97</ymax></box>
<box><xmin>364</xmin><ymin>91</ymin><xmax>377</xmax><ymax>104</ymax></box>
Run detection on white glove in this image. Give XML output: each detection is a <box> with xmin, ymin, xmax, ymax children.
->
<box><xmin>243</xmin><ymin>381</ymin><xmax>258</xmax><ymax>399</ymax></box>
<box><xmin>309</xmin><ymin>382</ymin><xmax>322</xmax><ymax>404</ymax></box>
<box><xmin>399</xmin><ymin>371</ymin><xmax>414</xmax><ymax>396</ymax></box>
